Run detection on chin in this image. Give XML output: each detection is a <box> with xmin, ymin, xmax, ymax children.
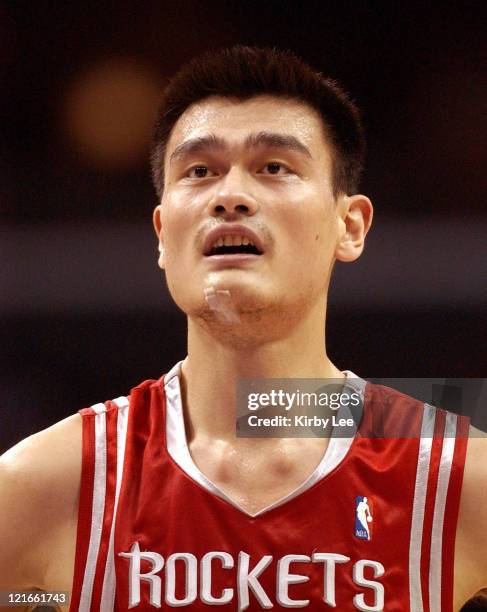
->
<box><xmin>194</xmin><ymin>272</ymin><xmax>272</xmax><ymax>306</ymax></box>
<box><xmin>198</xmin><ymin>288</ymin><xmax>270</xmax><ymax>318</ymax></box>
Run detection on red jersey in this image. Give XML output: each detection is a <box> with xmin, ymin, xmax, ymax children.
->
<box><xmin>69</xmin><ymin>363</ymin><xmax>468</xmax><ymax>611</ymax></box>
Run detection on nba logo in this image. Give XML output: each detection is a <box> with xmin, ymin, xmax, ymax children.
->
<box><xmin>355</xmin><ymin>496</ymin><xmax>373</xmax><ymax>540</ymax></box>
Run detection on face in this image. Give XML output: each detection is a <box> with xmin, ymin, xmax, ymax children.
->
<box><xmin>154</xmin><ymin>95</ymin><xmax>354</xmax><ymax>330</ymax></box>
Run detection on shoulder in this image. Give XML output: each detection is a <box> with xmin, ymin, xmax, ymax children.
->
<box><xmin>0</xmin><ymin>412</ymin><xmax>83</xmax><ymax>509</ymax></box>
<box><xmin>1</xmin><ymin>412</ymin><xmax>82</xmax><ymax>494</ymax></box>
<box><xmin>0</xmin><ymin>413</ymin><xmax>82</xmax><ymax>588</ymax></box>
<box><xmin>361</xmin><ymin>381</ymin><xmax>433</xmax><ymax>437</ymax></box>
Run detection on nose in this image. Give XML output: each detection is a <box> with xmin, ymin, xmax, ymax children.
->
<box><xmin>207</xmin><ymin>167</ymin><xmax>259</xmax><ymax>218</ymax></box>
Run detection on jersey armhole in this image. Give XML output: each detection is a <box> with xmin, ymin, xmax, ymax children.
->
<box><xmin>69</xmin><ymin>408</ymin><xmax>96</xmax><ymax>612</ymax></box>
<box><xmin>441</xmin><ymin>414</ymin><xmax>470</xmax><ymax>610</ymax></box>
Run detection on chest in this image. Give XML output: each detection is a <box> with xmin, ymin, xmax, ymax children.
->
<box><xmin>188</xmin><ymin>438</ymin><xmax>330</xmax><ymax>515</ymax></box>
<box><xmin>70</xmin><ymin>381</ymin><xmax>470</xmax><ymax>611</ymax></box>
<box><xmin>112</xmin><ymin>448</ymin><xmax>413</xmax><ymax>611</ymax></box>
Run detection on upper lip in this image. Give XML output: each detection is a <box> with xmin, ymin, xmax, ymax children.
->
<box><xmin>203</xmin><ymin>224</ymin><xmax>264</xmax><ymax>256</ymax></box>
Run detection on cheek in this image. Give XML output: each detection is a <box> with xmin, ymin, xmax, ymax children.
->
<box><xmin>278</xmin><ymin>197</ymin><xmax>337</xmax><ymax>264</ymax></box>
<box><xmin>159</xmin><ymin>201</ymin><xmax>190</xmax><ymax>257</ymax></box>
<box><xmin>158</xmin><ymin>207</ymin><xmax>196</xmax><ymax>309</ymax></box>
<box><xmin>160</xmin><ymin>187</ymin><xmax>209</xmax><ymax>251</ymax></box>
<box><xmin>279</xmin><ymin>220</ymin><xmax>337</xmax><ymax>295</ymax></box>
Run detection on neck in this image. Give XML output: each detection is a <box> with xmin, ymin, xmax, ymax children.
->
<box><xmin>180</xmin><ymin>299</ymin><xmax>343</xmax><ymax>441</ymax></box>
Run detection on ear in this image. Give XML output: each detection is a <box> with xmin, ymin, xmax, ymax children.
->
<box><xmin>152</xmin><ymin>205</ymin><xmax>165</xmax><ymax>269</ymax></box>
<box><xmin>335</xmin><ymin>194</ymin><xmax>373</xmax><ymax>263</ymax></box>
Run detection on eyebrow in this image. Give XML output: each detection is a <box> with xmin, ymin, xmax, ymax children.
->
<box><xmin>169</xmin><ymin>134</ymin><xmax>227</xmax><ymax>163</ymax></box>
<box><xmin>169</xmin><ymin>131</ymin><xmax>312</xmax><ymax>164</ymax></box>
<box><xmin>246</xmin><ymin>131</ymin><xmax>312</xmax><ymax>158</ymax></box>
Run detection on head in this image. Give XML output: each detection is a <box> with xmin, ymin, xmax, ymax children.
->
<box><xmin>151</xmin><ymin>46</ymin><xmax>365</xmax><ymax>200</ymax></box>
<box><xmin>151</xmin><ymin>46</ymin><xmax>373</xmax><ymax>344</ymax></box>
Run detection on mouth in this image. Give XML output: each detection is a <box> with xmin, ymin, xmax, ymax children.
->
<box><xmin>206</xmin><ymin>235</ymin><xmax>263</xmax><ymax>257</ymax></box>
<box><xmin>203</xmin><ymin>227</ymin><xmax>264</xmax><ymax>258</ymax></box>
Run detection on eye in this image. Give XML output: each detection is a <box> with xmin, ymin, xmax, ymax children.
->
<box><xmin>188</xmin><ymin>166</ymin><xmax>214</xmax><ymax>178</ymax></box>
<box><xmin>260</xmin><ymin>162</ymin><xmax>290</xmax><ymax>176</ymax></box>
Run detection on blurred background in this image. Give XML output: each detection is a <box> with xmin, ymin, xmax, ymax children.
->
<box><xmin>1</xmin><ymin>1</ymin><xmax>487</xmax><ymax>453</ymax></box>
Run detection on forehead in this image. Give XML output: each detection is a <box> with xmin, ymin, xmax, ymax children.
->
<box><xmin>165</xmin><ymin>95</ymin><xmax>331</xmax><ymax>161</ymax></box>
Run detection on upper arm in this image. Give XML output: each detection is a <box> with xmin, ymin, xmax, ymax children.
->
<box><xmin>457</xmin><ymin>425</ymin><xmax>487</xmax><ymax>590</ymax></box>
<box><xmin>0</xmin><ymin>414</ymin><xmax>82</xmax><ymax>591</ymax></box>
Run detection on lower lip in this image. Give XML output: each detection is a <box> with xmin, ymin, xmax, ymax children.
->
<box><xmin>204</xmin><ymin>254</ymin><xmax>262</xmax><ymax>265</ymax></box>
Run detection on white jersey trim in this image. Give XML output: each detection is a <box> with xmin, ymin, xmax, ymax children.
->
<box><xmin>429</xmin><ymin>411</ymin><xmax>457</xmax><ymax>612</ymax></box>
<box><xmin>101</xmin><ymin>396</ymin><xmax>130</xmax><ymax>610</ymax></box>
<box><xmin>408</xmin><ymin>404</ymin><xmax>458</xmax><ymax>612</ymax></box>
<box><xmin>164</xmin><ymin>361</ymin><xmax>363</xmax><ymax>518</ymax></box>
<box><xmin>408</xmin><ymin>403</ymin><xmax>435</xmax><ymax>612</ymax></box>
<box><xmin>79</xmin><ymin>407</ymin><xmax>107</xmax><ymax>612</ymax></box>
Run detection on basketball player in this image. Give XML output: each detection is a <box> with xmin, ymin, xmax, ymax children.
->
<box><xmin>356</xmin><ymin>497</ymin><xmax>373</xmax><ymax>541</ymax></box>
<box><xmin>1</xmin><ymin>46</ymin><xmax>486</xmax><ymax>611</ymax></box>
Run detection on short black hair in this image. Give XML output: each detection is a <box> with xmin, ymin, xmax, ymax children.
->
<box><xmin>151</xmin><ymin>46</ymin><xmax>365</xmax><ymax>198</ymax></box>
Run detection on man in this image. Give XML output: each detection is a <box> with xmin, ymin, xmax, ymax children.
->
<box><xmin>0</xmin><ymin>46</ymin><xmax>486</xmax><ymax>611</ymax></box>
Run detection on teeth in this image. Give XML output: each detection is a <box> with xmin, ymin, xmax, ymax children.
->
<box><xmin>212</xmin><ymin>235</ymin><xmax>255</xmax><ymax>249</ymax></box>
